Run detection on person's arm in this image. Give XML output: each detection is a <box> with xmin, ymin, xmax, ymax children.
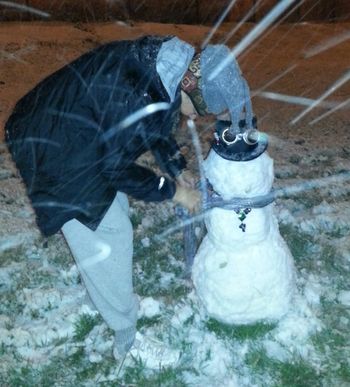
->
<box><xmin>103</xmin><ymin>161</ymin><xmax>176</xmax><ymax>202</ymax></box>
<box><xmin>151</xmin><ymin>134</ymin><xmax>187</xmax><ymax>178</ymax></box>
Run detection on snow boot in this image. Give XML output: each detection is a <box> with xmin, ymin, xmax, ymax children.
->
<box><xmin>113</xmin><ymin>331</ymin><xmax>180</xmax><ymax>369</ymax></box>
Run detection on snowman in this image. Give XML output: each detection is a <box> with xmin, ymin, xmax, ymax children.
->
<box><xmin>192</xmin><ymin>79</ymin><xmax>296</xmax><ymax>325</ymax></box>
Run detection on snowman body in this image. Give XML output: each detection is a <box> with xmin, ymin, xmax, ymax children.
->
<box><xmin>192</xmin><ymin>150</ymin><xmax>295</xmax><ymax>325</ymax></box>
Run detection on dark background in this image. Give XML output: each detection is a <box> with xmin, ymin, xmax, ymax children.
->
<box><xmin>1</xmin><ymin>0</ymin><xmax>350</xmax><ymax>23</ymax></box>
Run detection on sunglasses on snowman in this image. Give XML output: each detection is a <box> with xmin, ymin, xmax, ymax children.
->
<box><xmin>221</xmin><ymin>127</ymin><xmax>261</xmax><ymax>146</ymax></box>
<box><xmin>212</xmin><ymin>120</ymin><xmax>268</xmax><ymax>161</ymax></box>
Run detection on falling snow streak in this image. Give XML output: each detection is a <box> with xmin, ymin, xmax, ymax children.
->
<box><xmin>310</xmin><ymin>97</ymin><xmax>350</xmax><ymax>125</ymax></box>
<box><xmin>201</xmin><ymin>0</ymin><xmax>237</xmax><ymax>49</ymax></box>
<box><xmin>255</xmin><ymin>91</ymin><xmax>349</xmax><ymax>110</ymax></box>
<box><xmin>209</xmin><ymin>0</ymin><xmax>297</xmax><ymax>80</ymax></box>
<box><xmin>291</xmin><ymin>69</ymin><xmax>350</xmax><ymax>124</ymax></box>
<box><xmin>252</xmin><ymin>65</ymin><xmax>298</xmax><ymax>96</ymax></box>
<box><xmin>231</xmin><ymin>0</ymin><xmax>307</xmax><ymax>60</ymax></box>
<box><xmin>304</xmin><ymin>30</ymin><xmax>350</xmax><ymax>58</ymax></box>
<box><xmin>236</xmin><ymin>0</ymin><xmax>335</xmax><ymax>84</ymax></box>
<box><xmin>220</xmin><ymin>0</ymin><xmax>265</xmax><ymax>46</ymax></box>
<box><xmin>102</xmin><ymin>102</ymin><xmax>170</xmax><ymax>141</ymax></box>
<box><xmin>0</xmin><ymin>1</ymin><xmax>50</xmax><ymax>18</ymax></box>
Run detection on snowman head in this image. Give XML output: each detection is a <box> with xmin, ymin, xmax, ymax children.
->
<box><xmin>204</xmin><ymin>151</ymin><xmax>274</xmax><ymax>199</ymax></box>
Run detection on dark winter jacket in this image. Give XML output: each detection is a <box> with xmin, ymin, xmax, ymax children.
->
<box><xmin>5</xmin><ymin>36</ymin><xmax>187</xmax><ymax>236</ymax></box>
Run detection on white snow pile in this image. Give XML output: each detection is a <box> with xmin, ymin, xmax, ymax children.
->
<box><xmin>139</xmin><ymin>296</ymin><xmax>162</xmax><ymax>318</ymax></box>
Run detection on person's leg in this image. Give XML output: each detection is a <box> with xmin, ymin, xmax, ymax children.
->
<box><xmin>61</xmin><ymin>192</ymin><xmax>139</xmax><ymax>353</ymax></box>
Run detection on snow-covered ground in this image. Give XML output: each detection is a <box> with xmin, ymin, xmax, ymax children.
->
<box><xmin>0</xmin><ymin>21</ymin><xmax>350</xmax><ymax>386</ymax></box>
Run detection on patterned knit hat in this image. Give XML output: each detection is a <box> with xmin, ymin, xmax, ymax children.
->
<box><xmin>181</xmin><ymin>45</ymin><xmax>249</xmax><ymax>128</ymax></box>
<box><xmin>201</xmin><ymin>45</ymin><xmax>247</xmax><ymax>131</ymax></box>
<box><xmin>180</xmin><ymin>53</ymin><xmax>209</xmax><ymax>116</ymax></box>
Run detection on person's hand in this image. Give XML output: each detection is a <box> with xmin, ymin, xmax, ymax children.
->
<box><xmin>173</xmin><ymin>183</ymin><xmax>201</xmax><ymax>213</ymax></box>
<box><xmin>176</xmin><ymin>169</ymin><xmax>197</xmax><ymax>189</ymax></box>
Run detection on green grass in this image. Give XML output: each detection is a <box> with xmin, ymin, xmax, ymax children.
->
<box><xmin>277</xmin><ymin>360</ymin><xmax>323</xmax><ymax>387</ymax></box>
<box><xmin>273</xmin><ymin>219</ymin><xmax>350</xmax><ymax>386</ymax></box>
<box><xmin>137</xmin><ymin>315</ymin><xmax>162</xmax><ymax>330</ymax></box>
<box><xmin>310</xmin><ymin>300</ymin><xmax>350</xmax><ymax>385</ymax></box>
<box><xmin>73</xmin><ymin>313</ymin><xmax>102</xmax><ymax>341</ymax></box>
<box><xmin>122</xmin><ymin>359</ymin><xmax>188</xmax><ymax>387</ymax></box>
<box><xmin>245</xmin><ymin>348</ymin><xmax>324</xmax><ymax>387</ymax></box>
<box><xmin>2</xmin><ymin>347</ymin><xmax>119</xmax><ymax>387</ymax></box>
<box><xmin>319</xmin><ymin>244</ymin><xmax>343</xmax><ymax>277</ymax></box>
<box><xmin>5</xmin><ymin>365</ymin><xmax>40</xmax><ymax>387</ymax></box>
<box><xmin>132</xmin><ymin>212</ymin><xmax>191</xmax><ymax>299</ymax></box>
<box><xmin>206</xmin><ymin>319</ymin><xmax>276</xmax><ymax>341</ymax></box>
<box><xmin>0</xmin><ymin>286</ymin><xmax>26</xmax><ymax>315</ymax></box>
<box><xmin>279</xmin><ymin>224</ymin><xmax>314</xmax><ymax>263</ymax></box>
<box><xmin>292</xmin><ymin>189</ymin><xmax>324</xmax><ymax>209</ymax></box>
<box><xmin>0</xmin><ymin>246</ymin><xmax>26</xmax><ymax>266</ymax></box>
<box><xmin>289</xmin><ymin>154</ymin><xmax>302</xmax><ymax>165</ymax></box>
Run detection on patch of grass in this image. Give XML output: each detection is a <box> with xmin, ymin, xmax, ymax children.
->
<box><xmin>27</xmin><ymin>269</ymin><xmax>57</xmax><ymax>288</ymax></box>
<box><xmin>310</xmin><ymin>304</ymin><xmax>350</xmax><ymax>384</ymax></box>
<box><xmin>280</xmin><ymin>225</ymin><xmax>348</xmax><ymax>279</ymax></box>
<box><xmin>73</xmin><ymin>313</ymin><xmax>101</xmax><ymax>341</ymax></box>
<box><xmin>30</xmin><ymin>309</ymin><xmax>40</xmax><ymax>319</ymax></box>
<box><xmin>50</xmin><ymin>252</ymin><xmax>74</xmax><ymax>269</ymax></box>
<box><xmin>123</xmin><ymin>359</ymin><xmax>188</xmax><ymax>387</ymax></box>
<box><xmin>289</xmin><ymin>155</ymin><xmax>301</xmax><ymax>165</ymax></box>
<box><xmin>41</xmin><ymin>234</ymin><xmax>75</xmax><ymax>269</ymax></box>
<box><xmin>206</xmin><ymin>318</ymin><xmax>276</xmax><ymax>341</ymax></box>
<box><xmin>0</xmin><ymin>289</ymin><xmax>25</xmax><ymax>315</ymax></box>
<box><xmin>130</xmin><ymin>208</ymin><xmax>143</xmax><ymax>227</ymax></box>
<box><xmin>0</xmin><ymin>342</ymin><xmax>6</xmax><ymax>356</ymax></box>
<box><xmin>319</xmin><ymin>244</ymin><xmax>342</xmax><ymax>276</ymax></box>
<box><xmin>337</xmin><ymin>362</ymin><xmax>350</xmax><ymax>381</ymax></box>
<box><xmin>6</xmin><ymin>365</ymin><xmax>40</xmax><ymax>387</ymax></box>
<box><xmin>122</xmin><ymin>356</ymin><xmax>147</xmax><ymax>385</ymax></box>
<box><xmin>293</xmin><ymin>191</ymin><xmax>324</xmax><ymax>209</ymax></box>
<box><xmin>137</xmin><ymin>315</ymin><xmax>162</xmax><ymax>330</ymax></box>
<box><xmin>279</xmin><ymin>224</ymin><xmax>314</xmax><ymax>263</ymax></box>
<box><xmin>312</xmin><ymin>326</ymin><xmax>347</xmax><ymax>354</ymax></box>
<box><xmin>32</xmin><ymin>360</ymin><xmax>74</xmax><ymax>387</ymax></box>
<box><xmin>3</xmin><ymin>347</ymin><xmax>104</xmax><ymax>387</ymax></box>
<box><xmin>146</xmin><ymin>366</ymin><xmax>188</xmax><ymax>387</ymax></box>
<box><xmin>0</xmin><ymin>246</ymin><xmax>26</xmax><ymax>266</ymax></box>
<box><xmin>245</xmin><ymin>347</ymin><xmax>276</xmax><ymax>369</ymax></box>
<box><xmin>133</xmin><ymin>213</ymin><xmax>191</xmax><ymax>300</ymax></box>
<box><xmin>245</xmin><ymin>349</ymin><xmax>323</xmax><ymax>387</ymax></box>
<box><xmin>277</xmin><ymin>360</ymin><xmax>323</xmax><ymax>387</ymax></box>
<box><xmin>76</xmin><ymin>361</ymin><xmax>101</xmax><ymax>383</ymax></box>
<box><xmin>66</xmin><ymin>346</ymin><xmax>85</xmax><ymax>368</ymax></box>
<box><xmin>162</xmin><ymin>283</ymin><xmax>191</xmax><ymax>300</ymax></box>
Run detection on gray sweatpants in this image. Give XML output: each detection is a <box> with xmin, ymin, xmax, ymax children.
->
<box><xmin>61</xmin><ymin>192</ymin><xmax>139</xmax><ymax>332</ymax></box>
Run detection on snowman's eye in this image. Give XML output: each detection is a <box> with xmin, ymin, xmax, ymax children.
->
<box><xmin>221</xmin><ymin>128</ymin><xmax>260</xmax><ymax>146</ymax></box>
<box><xmin>221</xmin><ymin>128</ymin><xmax>240</xmax><ymax>145</ymax></box>
<box><xmin>243</xmin><ymin>129</ymin><xmax>260</xmax><ymax>145</ymax></box>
